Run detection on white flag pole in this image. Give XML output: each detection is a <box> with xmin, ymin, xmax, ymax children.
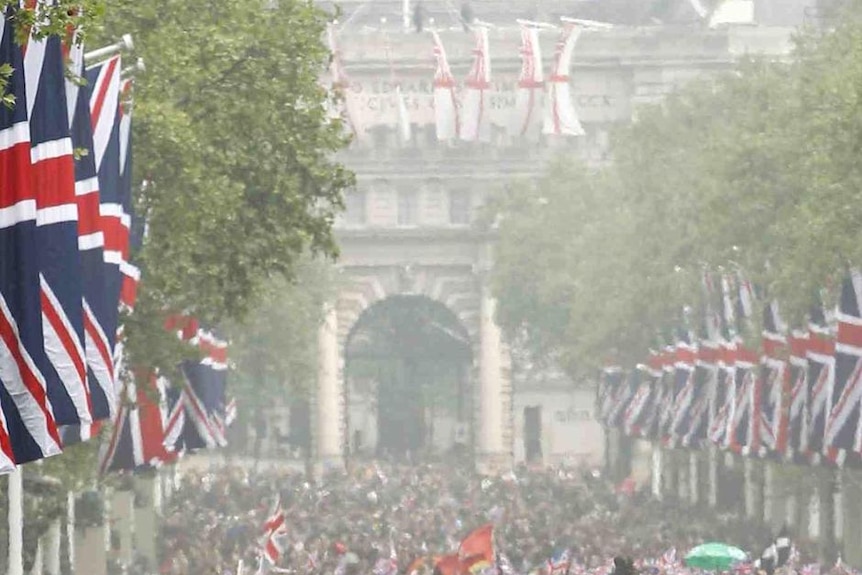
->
<box><xmin>8</xmin><ymin>467</ymin><xmax>24</xmax><ymax>575</ymax></box>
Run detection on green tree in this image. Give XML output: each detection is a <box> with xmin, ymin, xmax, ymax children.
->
<box><xmin>491</xmin><ymin>16</ymin><xmax>862</xmax><ymax>376</ymax></box>
<box><xmin>227</xmin><ymin>257</ymin><xmax>336</xmax><ymax>408</ymax></box>
<box><xmin>94</xmin><ymin>0</ymin><xmax>353</xmax><ymax>371</ymax></box>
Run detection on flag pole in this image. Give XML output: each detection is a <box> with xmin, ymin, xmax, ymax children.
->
<box><xmin>7</xmin><ymin>466</ymin><xmax>24</xmax><ymax>575</ymax></box>
<box><xmin>83</xmin><ymin>34</ymin><xmax>134</xmax><ymax>65</ymax></box>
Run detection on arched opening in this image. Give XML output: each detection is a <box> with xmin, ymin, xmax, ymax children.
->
<box><xmin>344</xmin><ymin>295</ymin><xmax>473</xmax><ymax>460</ymax></box>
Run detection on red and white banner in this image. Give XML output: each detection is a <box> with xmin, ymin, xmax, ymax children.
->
<box><xmin>431</xmin><ymin>31</ymin><xmax>459</xmax><ymax>141</ymax></box>
<box><xmin>512</xmin><ymin>24</ymin><xmax>544</xmax><ymax>138</ymax></box>
<box><xmin>543</xmin><ymin>23</ymin><xmax>585</xmax><ymax>137</ymax></box>
<box><xmin>460</xmin><ymin>26</ymin><xmax>492</xmax><ymax>143</ymax></box>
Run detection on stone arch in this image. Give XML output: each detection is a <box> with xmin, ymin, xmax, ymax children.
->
<box><xmin>335</xmin><ymin>264</ymin><xmax>481</xmax><ymax>355</ymax></box>
<box><xmin>343</xmin><ymin>294</ymin><xmax>475</xmax><ymax>457</ymax></box>
<box><xmin>315</xmin><ymin>262</ymin><xmax>512</xmax><ymax>472</ymax></box>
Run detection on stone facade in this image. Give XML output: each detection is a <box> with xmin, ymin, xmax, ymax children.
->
<box><xmin>315</xmin><ymin>12</ymin><xmax>795</xmax><ymax>470</ymax></box>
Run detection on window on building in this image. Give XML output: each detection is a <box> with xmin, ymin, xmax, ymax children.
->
<box><xmin>448</xmin><ymin>190</ymin><xmax>471</xmax><ymax>225</ymax></box>
<box><xmin>397</xmin><ymin>188</ymin><xmax>418</xmax><ymax>226</ymax></box>
<box><xmin>344</xmin><ymin>189</ymin><xmax>367</xmax><ymax>226</ymax></box>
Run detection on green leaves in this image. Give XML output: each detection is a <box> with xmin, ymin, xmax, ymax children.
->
<box><xmin>92</xmin><ymin>0</ymin><xmax>353</xmax><ymax>370</ymax></box>
<box><xmin>491</xmin><ymin>17</ymin><xmax>862</xmax><ymax>377</ymax></box>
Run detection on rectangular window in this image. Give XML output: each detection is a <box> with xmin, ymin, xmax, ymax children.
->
<box><xmin>345</xmin><ymin>190</ymin><xmax>367</xmax><ymax>226</ymax></box>
<box><xmin>448</xmin><ymin>190</ymin><xmax>471</xmax><ymax>225</ymax></box>
<box><xmin>397</xmin><ymin>189</ymin><xmax>418</xmax><ymax>226</ymax></box>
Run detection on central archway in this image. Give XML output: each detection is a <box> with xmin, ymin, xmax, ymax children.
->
<box><xmin>344</xmin><ymin>295</ymin><xmax>473</xmax><ymax>460</ymax></box>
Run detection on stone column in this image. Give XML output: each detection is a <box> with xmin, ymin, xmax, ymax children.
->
<box><xmin>817</xmin><ymin>468</ymin><xmax>837</xmax><ymax>565</ymax></box>
<box><xmin>651</xmin><ymin>445</ymin><xmax>663</xmax><ymax>500</ymax></box>
<box><xmin>45</xmin><ymin>519</ymin><xmax>61</xmax><ymax>575</ymax></box>
<box><xmin>707</xmin><ymin>446</ymin><xmax>719</xmax><ymax>507</ymax></box>
<box><xmin>688</xmin><ymin>451</ymin><xmax>700</xmax><ymax>506</ymax></box>
<box><xmin>111</xmin><ymin>489</ymin><xmax>135</xmax><ymax>567</ymax></box>
<box><xmin>31</xmin><ymin>539</ymin><xmax>43</xmax><ymax>575</ymax></box>
<box><xmin>744</xmin><ymin>458</ymin><xmax>763</xmax><ymax>520</ymax></box>
<box><xmin>316</xmin><ymin>304</ymin><xmax>343</xmax><ymax>471</ymax></box>
<box><xmin>134</xmin><ymin>476</ymin><xmax>159</xmax><ymax>571</ymax></box>
<box><xmin>606</xmin><ymin>427</ymin><xmax>620</xmax><ymax>480</ymax></box>
<box><xmin>66</xmin><ymin>492</ymin><xmax>75</xmax><ymax>573</ymax></box>
<box><xmin>677</xmin><ymin>451</ymin><xmax>689</xmax><ymax>502</ymax></box>
<box><xmin>74</xmin><ymin>525</ymin><xmax>107</xmax><ymax>575</ymax></box>
<box><xmin>842</xmin><ymin>470</ymin><xmax>862</xmax><ymax>568</ymax></box>
<box><xmin>8</xmin><ymin>467</ymin><xmax>24</xmax><ymax>575</ymax></box>
<box><xmin>477</xmin><ymin>283</ymin><xmax>506</xmax><ymax>471</ymax></box>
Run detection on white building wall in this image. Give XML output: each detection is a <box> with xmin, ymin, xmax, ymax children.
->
<box><xmin>513</xmin><ymin>385</ymin><xmax>604</xmax><ymax>468</ymax></box>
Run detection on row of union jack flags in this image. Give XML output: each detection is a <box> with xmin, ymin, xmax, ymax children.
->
<box><xmin>99</xmin><ymin>314</ymin><xmax>234</xmax><ymax>474</ymax></box>
<box><xmin>597</xmin><ymin>268</ymin><xmax>862</xmax><ymax>469</ymax></box>
<box><xmin>0</xmin><ymin>6</ymin><xmax>140</xmax><ymax>472</ymax></box>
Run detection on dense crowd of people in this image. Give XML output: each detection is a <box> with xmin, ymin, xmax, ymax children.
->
<box><xmin>155</xmin><ymin>459</ymin><xmax>824</xmax><ymax>575</ymax></box>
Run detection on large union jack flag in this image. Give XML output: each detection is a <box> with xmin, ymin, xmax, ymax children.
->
<box><xmin>759</xmin><ymin>301</ymin><xmax>789</xmax><ymax>458</ymax></box>
<box><xmin>68</xmin><ymin>39</ymin><xmax>116</xmax><ymax>423</ymax></box>
<box><xmin>668</xmin><ymin>328</ymin><xmax>698</xmax><ymax>447</ymax></box>
<box><xmin>0</xmin><ymin>8</ymin><xmax>62</xmax><ymax>466</ymax></box>
<box><xmin>25</xmin><ymin>6</ymin><xmax>92</xmax><ymax>427</ymax></box>
<box><xmin>786</xmin><ymin>328</ymin><xmax>810</xmax><ymax>462</ymax></box>
<box><xmin>806</xmin><ymin>303</ymin><xmax>834</xmax><ymax>464</ymax></box>
<box><xmin>825</xmin><ymin>271</ymin><xmax>862</xmax><ymax>465</ymax></box>
<box><xmin>624</xmin><ymin>359</ymin><xmax>660</xmax><ymax>438</ymax></box>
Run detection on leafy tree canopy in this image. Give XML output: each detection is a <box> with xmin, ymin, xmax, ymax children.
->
<box><xmin>490</xmin><ymin>11</ymin><xmax>862</xmax><ymax>376</ymax></box>
<box><xmin>92</xmin><ymin>0</ymin><xmax>353</xmax><ymax>370</ymax></box>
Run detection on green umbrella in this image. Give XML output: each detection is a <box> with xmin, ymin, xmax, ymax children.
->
<box><xmin>684</xmin><ymin>543</ymin><xmax>749</xmax><ymax>571</ymax></box>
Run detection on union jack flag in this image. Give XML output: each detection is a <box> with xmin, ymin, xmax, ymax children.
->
<box><xmin>624</xmin><ymin>361</ymin><xmax>659</xmax><ymax>437</ymax></box>
<box><xmin>597</xmin><ymin>366</ymin><xmax>624</xmax><ymax>426</ymax></box>
<box><xmin>786</xmin><ymin>328</ymin><xmax>811</xmax><ymax>462</ymax></box>
<box><xmin>99</xmin><ymin>372</ymin><xmax>174</xmax><ymax>474</ymax></box>
<box><xmin>806</xmin><ymin>302</ymin><xmax>835</xmax><ymax>464</ymax></box>
<box><xmin>825</xmin><ymin>271</ymin><xmax>862</xmax><ymax>465</ymax></box>
<box><xmin>607</xmin><ymin>369</ymin><xmax>638</xmax><ymax>430</ymax></box>
<box><xmin>85</xmin><ymin>55</ymin><xmax>124</xmax><ymax>373</ymax></box>
<box><xmin>26</xmin><ymin>2</ymin><xmax>92</xmax><ymax>427</ymax></box>
<box><xmin>759</xmin><ymin>301</ymin><xmax>788</xmax><ymax>458</ymax></box>
<box><xmin>709</xmin><ymin>273</ymin><xmax>739</xmax><ymax>450</ymax></box>
<box><xmin>69</xmin><ymin>37</ymin><xmax>116</xmax><ymax>423</ymax></box>
<box><xmin>261</xmin><ymin>497</ymin><xmax>288</xmax><ymax>565</ymax></box>
<box><xmin>668</xmin><ymin>327</ymin><xmax>697</xmax><ymax>447</ymax></box>
<box><xmin>0</xmin><ymin>7</ymin><xmax>62</xmax><ymax>466</ymax></box>
<box><xmin>161</xmin><ymin>317</ymin><xmax>229</xmax><ymax>452</ymax></box>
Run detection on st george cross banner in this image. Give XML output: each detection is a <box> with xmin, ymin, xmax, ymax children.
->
<box><xmin>0</xmin><ymin>8</ymin><xmax>62</xmax><ymax>465</ymax></box>
<box><xmin>431</xmin><ymin>31</ymin><xmax>459</xmax><ymax>141</ymax></box>
<box><xmin>825</xmin><ymin>271</ymin><xmax>862</xmax><ymax>465</ymax></box>
<box><xmin>460</xmin><ymin>26</ymin><xmax>492</xmax><ymax>143</ymax></box>
<box><xmin>543</xmin><ymin>22</ymin><xmax>585</xmax><ymax>137</ymax></box>
<box><xmin>511</xmin><ymin>23</ymin><xmax>544</xmax><ymax>139</ymax></box>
